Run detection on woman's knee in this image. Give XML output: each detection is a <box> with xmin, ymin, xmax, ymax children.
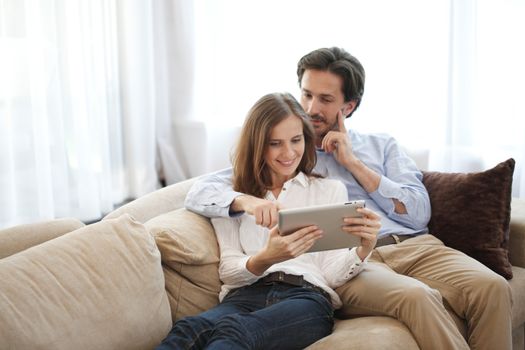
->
<box><xmin>211</xmin><ymin>314</ymin><xmax>255</xmax><ymax>348</ymax></box>
<box><xmin>158</xmin><ymin>315</ymin><xmax>215</xmax><ymax>349</ymax></box>
<box><xmin>212</xmin><ymin>309</ymin><xmax>332</xmax><ymax>349</ymax></box>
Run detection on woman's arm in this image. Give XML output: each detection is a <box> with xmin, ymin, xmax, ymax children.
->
<box><xmin>246</xmin><ymin>225</ymin><xmax>323</xmax><ymax>275</ymax></box>
<box><xmin>212</xmin><ymin>217</ymin><xmax>260</xmax><ymax>287</ymax></box>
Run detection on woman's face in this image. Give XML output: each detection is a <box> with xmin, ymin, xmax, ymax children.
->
<box><xmin>264</xmin><ymin>114</ymin><xmax>305</xmax><ymax>186</ymax></box>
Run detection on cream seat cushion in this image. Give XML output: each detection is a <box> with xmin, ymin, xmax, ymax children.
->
<box><xmin>0</xmin><ymin>214</ymin><xmax>171</xmax><ymax>350</ymax></box>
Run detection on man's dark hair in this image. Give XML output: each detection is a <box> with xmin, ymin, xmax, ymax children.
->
<box><xmin>297</xmin><ymin>47</ymin><xmax>365</xmax><ymax>118</ymax></box>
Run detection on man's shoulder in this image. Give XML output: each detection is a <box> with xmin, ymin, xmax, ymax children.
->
<box><xmin>349</xmin><ymin>129</ymin><xmax>397</xmax><ymax>144</ymax></box>
<box><xmin>350</xmin><ymin>131</ymin><xmax>402</xmax><ymax>155</ymax></box>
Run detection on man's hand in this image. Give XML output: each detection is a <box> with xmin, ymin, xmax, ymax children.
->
<box><xmin>321</xmin><ymin>110</ymin><xmax>356</xmax><ymax>168</ymax></box>
<box><xmin>232</xmin><ymin>195</ymin><xmax>280</xmax><ymax>228</ymax></box>
<box><xmin>246</xmin><ymin>225</ymin><xmax>323</xmax><ymax>275</ymax></box>
<box><xmin>321</xmin><ymin>111</ymin><xmax>385</xmax><ymax>198</ymax></box>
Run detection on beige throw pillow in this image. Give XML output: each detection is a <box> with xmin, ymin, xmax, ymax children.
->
<box><xmin>146</xmin><ymin>208</ymin><xmax>221</xmax><ymax>321</ymax></box>
<box><xmin>0</xmin><ymin>214</ymin><xmax>171</xmax><ymax>350</ymax></box>
<box><xmin>0</xmin><ymin>218</ymin><xmax>85</xmax><ymax>259</ymax></box>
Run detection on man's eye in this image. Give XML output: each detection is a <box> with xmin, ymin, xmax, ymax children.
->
<box><xmin>292</xmin><ymin>138</ymin><xmax>302</xmax><ymax>143</ymax></box>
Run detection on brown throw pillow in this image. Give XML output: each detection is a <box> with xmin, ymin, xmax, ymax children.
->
<box><xmin>422</xmin><ymin>158</ymin><xmax>515</xmax><ymax>279</ymax></box>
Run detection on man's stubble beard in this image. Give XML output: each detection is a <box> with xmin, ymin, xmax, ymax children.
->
<box><xmin>313</xmin><ymin>124</ymin><xmax>335</xmax><ymax>147</ymax></box>
<box><xmin>309</xmin><ymin>114</ymin><xmax>338</xmax><ymax>146</ymax></box>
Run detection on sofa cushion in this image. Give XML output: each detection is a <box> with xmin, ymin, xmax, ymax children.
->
<box><xmin>509</xmin><ymin>198</ymin><xmax>525</xmax><ymax>268</ymax></box>
<box><xmin>509</xmin><ymin>266</ymin><xmax>525</xmax><ymax>327</ymax></box>
<box><xmin>0</xmin><ymin>218</ymin><xmax>85</xmax><ymax>259</ymax></box>
<box><xmin>162</xmin><ymin>266</ymin><xmax>222</xmax><ymax>321</ymax></box>
<box><xmin>306</xmin><ymin>317</ymin><xmax>419</xmax><ymax>350</ymax></box>
<box><xmin>422</xmin><ymin>158</ymin><xmax>515</xmax><ymax>279</ymax></box>
<box><xmin>0</xmin><ymin>214</ymin><xmax>171</xmax><ymax>350</ymax></box>
<box><xmin>104</xmin><ymin>177</ymin><xmax>197</xmax><ymax>222</ymax></box>
<box><xmin>145</xmin><ymin>208</ymin><xmax>221</xmax><ymax>321</ymax></box>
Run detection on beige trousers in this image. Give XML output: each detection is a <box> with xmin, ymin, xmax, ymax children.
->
<box><xmin>335</xmin><ymin>234</ymin><xmax>512</xmax><ymax>350</ymax></box>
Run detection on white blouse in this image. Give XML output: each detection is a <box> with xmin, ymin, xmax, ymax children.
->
<box><xmin>211</xmin><ymin>172</ymin><xmax>369</xmax><ymax>308</ymax></box>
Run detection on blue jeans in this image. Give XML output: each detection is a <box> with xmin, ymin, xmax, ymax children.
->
<box><xmin>156</xmin><ymin>282</ymin><xmax>334</xmax><ymax>350</ymax></box>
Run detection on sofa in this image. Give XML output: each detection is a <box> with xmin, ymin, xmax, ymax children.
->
<box><xmin>1</xmin><ymin>172</ymin><xmax>525</xmax><ymax>349</ymax></box>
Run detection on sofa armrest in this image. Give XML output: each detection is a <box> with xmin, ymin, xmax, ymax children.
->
<box><xmin>104</xmin><ymin>177</ymin><xmax>197</xmax><ymax>223</ymax></box>
<box><xmin>0</xmin><ymin>218</ymin><xmax>85</xmax><ymax>259</ymax></box>
<box><xmin>509</xmin><ymin>198</ymin><xmax>525</xmax><ymax>268</ymax></box>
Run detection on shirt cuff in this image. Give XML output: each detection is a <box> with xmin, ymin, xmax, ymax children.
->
<box><xmin>342</xmin><ymin>247</ymin><xmax>368</xmax><ymax>279</ymax></box>
<box><xmin>238</xmin><ymin>256</ymin><xmax>262</xmax><ymax>284</ymax></box>
<box><xmin>349</xmin><ymin>246</ymin><xmax>371</xmax><ymax>264</ymax></box>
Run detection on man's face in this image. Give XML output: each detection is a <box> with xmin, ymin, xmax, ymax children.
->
<box><xmin>299</xmin><ymin>69</ymin><xmax>354</xmax><ymax>142</ymax></box>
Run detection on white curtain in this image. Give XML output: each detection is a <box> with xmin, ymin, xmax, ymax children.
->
<box><xmin>0</xmin><ymin>0</ymin><xmax>195</xmax><ymax>229</ymax></box>
<box><xmin>435</xmin><ymin>0</ymin><xmax>525</xmax><ymax>187</ymax></box>
<box><xmin>116</xmin><ymin>0</ymin><xmax>196</xmax><ymax>187</ymax></box>
<box><xmin>189</xmin><ymin>0</ymin><xmax>525</xmax><ymax>198</ymax></box>
<box><xmin>1</xmin><ymin>0</ymin><xmax>523</xmax><ymax>230</ymax></box>
<box><xmin>0</xmin><ymin>0</ymin><xmax>123</xmax><ymax>227</ymax></box>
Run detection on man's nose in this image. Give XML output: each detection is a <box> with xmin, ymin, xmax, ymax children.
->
<box><xmin>306</xmin><ymin>98</ymin><xmax>320</xmax><ymax>116</ymax></box>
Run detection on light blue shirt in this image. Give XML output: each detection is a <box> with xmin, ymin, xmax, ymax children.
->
<box><xmin>185</xmin><ymin>130</ymin><xmax>431</xmax><ymax>239</ymax></box>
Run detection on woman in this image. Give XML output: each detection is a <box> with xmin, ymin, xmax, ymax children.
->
<box><xmin>156</xmin><ymin>92</ymin><xmax>380</xmax><ymax>349</ymax></box>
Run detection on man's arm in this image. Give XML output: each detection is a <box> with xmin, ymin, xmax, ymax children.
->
<box><xmin>367</xmin><ymin>141</ymin><xmax>431</xmax><ymax>230</ymax></box>
<box><xmin>340</xmin><ymin>134</ymin><xmax>430</xmax><ymax>230</ymax></box>
<box><xmin>184</xmin><ymin>168</ymin><xmax>280</xmax><ymax>226</ymax></box>
<box><xmin>340</xmin><ymin>156</ymin><xmax>409</xmax><ymax>214</ymax></box>
<box><xmin>184</xmin><ymin>168</ymin><xmax>240</xmax><ymax>218</ymax></box>
<box><xmin>321</xmin><ymin>112</ymin><xmax>430</xmax><ymax>231</ymax></box>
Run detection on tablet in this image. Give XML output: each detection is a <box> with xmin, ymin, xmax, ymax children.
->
<box><xmin>278</xmin><ymin>200</ymin><xmax>366</xmax><ymax>252</ymax></box>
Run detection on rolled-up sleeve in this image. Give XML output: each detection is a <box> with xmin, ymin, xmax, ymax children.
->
<box><xmin>368</xmin><ymin>138</ymin><xmax>431</xmax><ymax>230</ymax></box>
<box><xmin>314</xmin><ymin>248</ymin><xmax>369</xmax><ymax>288</ymax></box>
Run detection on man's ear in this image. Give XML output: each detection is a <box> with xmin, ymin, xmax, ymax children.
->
<box><xmin>342</xmin><ymin>100</ymin><xmax>358</xmax><ymax>118</ymax></box>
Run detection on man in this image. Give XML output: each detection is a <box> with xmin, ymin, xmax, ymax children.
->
<box><xmin>185</xmin><ymin>47</ymin><xmax>511</xmax><ymax>349</ymax></box>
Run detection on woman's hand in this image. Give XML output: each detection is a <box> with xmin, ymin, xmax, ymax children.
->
<box><xmin>246</xmin><ymin>225</ymin><xmax>323</xmax><ymax>275</ymax></box>
<box><xmin>232</xmin><ymin>195</ymin><xmax>281</xmax><ymax>228</ymax></box>
<box><xmin>342</xmin><ymin>208</ymin><xmax>381</xmax><ymax>260</ymax></box>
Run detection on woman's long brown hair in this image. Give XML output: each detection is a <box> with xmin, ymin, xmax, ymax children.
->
<box><xmin>232</xmin><ymin>92</ymin><xmax>317</xmax><ymax>198</ymax></box>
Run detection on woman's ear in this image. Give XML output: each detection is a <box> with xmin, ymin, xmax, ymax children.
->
<box><xmin>342</xmin><ymin>100</ymin><xmax>358</xmax><ymax>118</ymax></box>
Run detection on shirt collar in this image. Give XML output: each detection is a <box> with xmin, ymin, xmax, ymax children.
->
<box><xmin>265</xmin><ymin>172</ymin><xmax>310</xmax><ymax>201</ymax></box>
<box><xmin>288</xmin><ymin>171</ymin><xmax>309</xmax><ymax>188</ymax></box>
